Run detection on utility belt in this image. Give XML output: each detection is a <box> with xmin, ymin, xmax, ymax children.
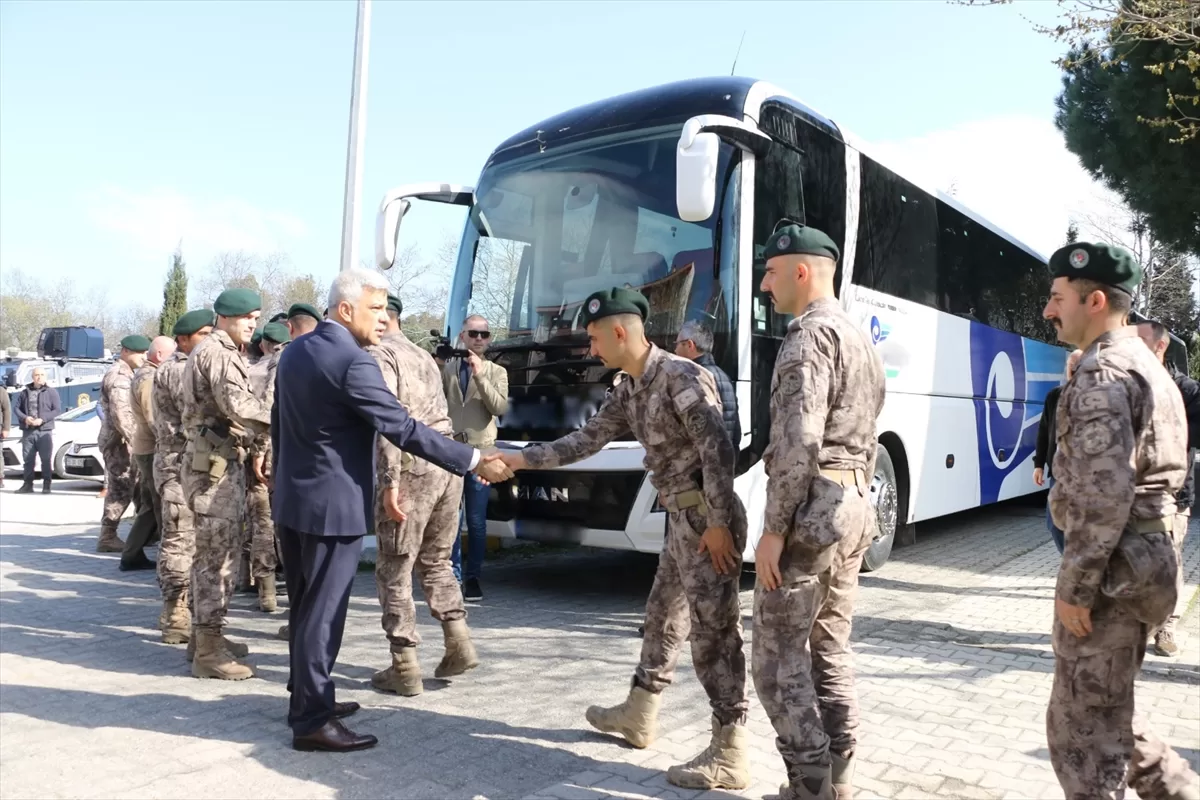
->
<box><xmin>661</xmin><ymin>471</ymin><xmax>708</xmax><ymax>515</ymax></box>
<box><xmin>190</xmin><ymin>424</ymin><xmax>245</xmax><ymax>480</ymax></box>
<box><xmin>820</xmin><ymin>467</ymin><xmax>867</xmax><ymax>492</ymax></box>
<box><xmin>452</xmin><ymin>431</ymin><xmax>470</xmax><ymax>444</ymax></box>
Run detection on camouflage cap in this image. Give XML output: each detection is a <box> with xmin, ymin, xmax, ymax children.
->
<box><xmin>172</xmin><ymin>308</ymin><xmax>215</xmax><ymax>336</ymax></box>
<box><xmin>120</xmin><ymin>334</ymin><xmax>151</xmax><ymax>352</ymax></box>
<box><xmin>261</xmin><ymin>321</ymin><xmax>292</xmax><ymax>344</ymax></box>
<box><xmin>213</xmin><ymin>288</ymin><xmax>262</xmax><ymax>317</ymax></box>
<box><xmin>1048</xmin><ymin>242</ymin><xmax>1142</xmax><ymax>296</ymax></box>
<box><xmin>387</xmin><ymin>293</ymin><xmax>403</xmax><ymax>316</ymax></box>
<box><xmin>287</xmin><ymin>302</ymin><xmax>322</xmax><ymax>322</ymax></box>
<box><xmin>763</xmin><ymin>220</ymin><xmax>840</xmax><ymax>262</ymax></box>
<box><xmin>581</xmin><ymin>287</ymin><xmax>650</xmax><ymax>327</ymax></box>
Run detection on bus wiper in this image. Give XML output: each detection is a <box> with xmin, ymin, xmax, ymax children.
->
<box><xmin>517</xmin><ymin>356</ymin><xmax>602</xmax><ymax>369</ymax></box>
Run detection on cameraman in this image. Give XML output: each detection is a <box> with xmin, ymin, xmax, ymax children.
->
<box><xmin>441</xmin><ymin>315</ymin><xmax>509</xmax><ymax>602</ymax></box>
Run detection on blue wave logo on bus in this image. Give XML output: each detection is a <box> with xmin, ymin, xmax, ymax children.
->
<box><xmin>969</xmin><ymin>323</ymin><xmax>1066</xmax><ymax>504</ymax></box>
<box><xmin>870</xmin><ymin>316</ymin><xmax>891</xmax><ymax>345</ymax></box>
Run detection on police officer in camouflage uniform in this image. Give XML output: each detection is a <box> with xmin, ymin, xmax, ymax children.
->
<box><xmin>752</xmin><ymin>223</ymin><xmax>885</xmax><ymax>800</ymax></box>
<box><xmin>369</xmin><ymin>293</ymin><xmax>478</xmax><ymax>696</ymax></box>
<box><xmin>181</xmin><ymin>288</ymin><xmax>272</xmax><ymax>680</ymax></box>
<box><xmin>95</xmin><ymin>335</ymin><xmax>151</xmax><ymax>554</ymax></box>
<box><xmin>1041</xmin><ymin>243</ymin><xmax>1199</xmax><ymax>800</ymax></box>
<box><xmin>500</xmin><ymin>287</ymin><xmax>750</xmax><ymax>791</ymax></box>
<box><xmin>246</xmin><ymin>321</ymin><xmax>290</xmax><ymax>613</ymax></box>
<box><xmin>152</xmin><ymin>310</ymin><xmax>215</xmax><ymax>645</ymax></box>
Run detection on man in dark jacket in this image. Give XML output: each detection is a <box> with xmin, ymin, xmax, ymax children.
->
<box><xmin>676</xmin><ymin>321</ymin><xmax>740</xmax><ymax>447</ymax></box>
<box><xmin>1033</xmin><ymin>349</ymin><xmax>1082</xmax><ymax>554</ymax></box>
<box><xmin>1135</xmin><ymin>321</ymin><xmax>1199</xmax><ymax>657</ymax></box>
<box><xmin>12</xmin><ymin>367</ymin><xmax>62</xmax><ymax>493</ymax></box>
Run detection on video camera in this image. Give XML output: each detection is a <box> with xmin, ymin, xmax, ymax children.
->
<box><xmin>430</xmin><ymin>330</ymin><xmax>472</xmax><ymax>361</ymax></box>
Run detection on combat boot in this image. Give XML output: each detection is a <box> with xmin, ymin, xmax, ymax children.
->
<box><xmin>95</xmin><ymin>524</ymin><xmax>124</xmax><ymax>553</ymax></box>
<box><xmin>666</xmin><ymin>714</ymin><xmax>750</xmax><ymax>789</ymax></box>
<box><xmin>160</xmin><ymin>596</ymin><xmax>191</xmax><ymax>645</ymax></box>
<box><xmin>767</xmin><ymin>765</ymin><xmax>834</xmax><ymax>800</ymax></box>
<box><xmin>585</xmin><ymin>683</ymin><xmax>661</xmax><ymax>749</ymax></box>
<box><xmin>187</xmin><ymin>627</ymin><xmax>249</xmax><ymax>662</ymax></box>
<box><xmin>191</xmin><ymin>628</ymin><xmax>253</xmax><ymax>680</ymax></box>
<box><xmin>257</xmin><ymin>574</ymin><xmax>277</xmax><ymax>613</ymax></box>
<box><xmin>1153</xmin><ymin>628</ymin><xmax>1179</xmax><ymax>657</ymax></box>
<box><xmin>371</xmin><ymin>647</ymin><xmax>423</xmax><ymax>696</ymax></box>
<box><xmin>831</xmin><ymin>752</ymin><xmax>855</xmax><ymax>799</ymax></box>
<box><xmin>277</xmin><ymin>624</ymin><xmax>289</xmax><ymax>640</ymax></box>
<box><xmin>433</xmin><ymin>619</ymin><xmax>480</xmax><ymax>678</ymax></box>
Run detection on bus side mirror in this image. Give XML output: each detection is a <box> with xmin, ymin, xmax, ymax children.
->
<box><xmin>375</xmin><ymin>197</ymin><xmax>411</xmax><ymax>270</ymax></box>
<box><xmin>676</xmin><ymin>115</ymin><xmax>772</xmax><ymax>223</ymax></box>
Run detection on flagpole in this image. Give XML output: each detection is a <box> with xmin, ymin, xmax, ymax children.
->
<box><xmin>338</xmin><ymin>0</ymin><xmax>371</xmax><ymax>273</ymax></box>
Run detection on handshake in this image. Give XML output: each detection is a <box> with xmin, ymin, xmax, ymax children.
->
<box><xmin>471</xmin><ymin>449</ymin><xmax>528</xmax><ymax>485</ymax></box>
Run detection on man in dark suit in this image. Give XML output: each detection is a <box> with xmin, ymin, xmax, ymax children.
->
<box><xmin>272</xmin><ymin>268</ymin><xmax>513</xmax><ymax>752</ymax></box>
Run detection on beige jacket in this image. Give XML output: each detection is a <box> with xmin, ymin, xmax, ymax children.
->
<box><xmin>441</xmin><ymin>356</ymin><xmax>509</xmax><ymax>448</ymax></box>
<box><xmin>129</xmin><ymin>361</ymin><xmax>159</xmax><ymax>456</ymax></box>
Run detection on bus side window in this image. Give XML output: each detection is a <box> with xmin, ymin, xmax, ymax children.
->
<box><xmin>853</xmin><ymin>156</ymin><xmax>939</xmax><ymax>307</ymax></box>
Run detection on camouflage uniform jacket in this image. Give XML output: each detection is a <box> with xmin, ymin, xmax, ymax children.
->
<box><xmin>151</xmin><ymin>351</ymin><xmax>189</xmax><ymax>502</ymax></box>
<box><xmin>247</xmin><ymin>346</ymin><xmax>283</xmax><ymax>466</ymax></box>
<box><xmin>369</xmin><ymin>330</ymin><xmax>454</xmax><ymax>486</ymax></box>
<box><xmin>763</xmin><ymin>296</ymin><xmax>885</xmax><ymax>541</ymax></box>
<box><xmin>129</xmin><ymin>361</ymin><xmax>159</xmax><ymax>456</ymax></box>
<box><xmin>181</xmin><ymin>330</ymin><xmax>271</xmax><ymax>451</ymax></box>
<box><xmin>98</xmin><ymin>360</ymin><xmax>136</xmax><ymax>448</ymax></box>
<box><xmin>522</xmin><ymin>344</ymin><xmax>735</xmax><ymax>529</ymax></box>
<box><xmin>1049</xmin><ymin>327</ymin><xmax>1188</xmax><ymax>611</ymax></box>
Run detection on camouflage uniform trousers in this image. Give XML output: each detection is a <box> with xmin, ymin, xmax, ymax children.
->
<box><xmin>156</xmin><ymin>490</ymin><xmax>196</xmax><ymax>602</ymax></box>
<box><xmin>99</xmin><ymin>437</ymin><xmax>135</xmax><ymax>528</ymax></box>
<box><xmin>635</xmin><ymin>497</ymin><xmax>749</xmax><ymax>726</ymax></box>
<box><xmin>752</xmin><ymin>487</ymin><xmax>874</xmax><ymax>772</ymax></box>
<box><xmin>188</xmin><ymin>465</ymin><xmax>247</xmax><ymax>632</ymax></box>
<box><xmin>246</xmin><ymin>475</ymin><xmax>277</xmax><ymax>580</ymax></box>
<box><xmin>1046</xmin><ymin>594</ymin><xmax>1194</xmax><ymax>799</ymax></box>
<box><xmin>375</xmin><ymin>467</ymin><xmax>466</xmax><ymax>649</ymax></box>
<box><xmin>1155</xmin><ymin>510</ymin><xmax>1190</xmax><ymax>638</ymax></box>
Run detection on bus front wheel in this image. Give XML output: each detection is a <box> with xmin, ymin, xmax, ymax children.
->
<box><xmin>863</xmin><ymin>445</ymin><xmax>899</xmax><ymax>572</ymax></box>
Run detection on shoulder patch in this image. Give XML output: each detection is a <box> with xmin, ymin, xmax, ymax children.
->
<box><xmin>778</xmin><ymin>366</ymin><xmax>804</xmax><ymax>396</ymax></box>
<box><xmin>672</xmin><ymin>386</ymin><xmax>701</xmax><ymax>412</ymax></box>
<box><xmin>1078</xmin><ymin>419</ymin><xmax>1113</xmax><ymax>455</ymax></box>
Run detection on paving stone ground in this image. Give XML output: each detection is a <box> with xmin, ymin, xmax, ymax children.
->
<box><xmin>1</xmin><ymin>481</ymin><xmax>1197</xmax><ymax>800</ymax></box>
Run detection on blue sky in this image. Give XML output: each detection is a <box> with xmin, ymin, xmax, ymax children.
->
<box><xmin>1</xmin><ymin>0</ymin><xmax>1105</xmax><ymax>314</ymax></box>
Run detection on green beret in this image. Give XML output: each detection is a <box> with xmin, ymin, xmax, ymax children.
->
<box><xmin>763</xmin><ymin>221</ymin><xmax>840</xmax><ymax>262</ymax></box>
<box><xmin>262</xmin><ymin>322</ymin><xmax>291</xmax><ymax>344</ymax></box>
<box><xmin>1048</xmin><ymin>242</ymin><xmax>1142</xmax><ymax>296</ymax></box>
<box><xmin>250</xmin><ymin>330</ymin><xmax>263</xmax><ymax>345</ymax></box>
<box><xmin>172</xmin><ymin>309</ymin><xmax>215</xmax><ymax>336</ymax></box>
<box><xmin>387</xmin><ymin>294</ymin><xmax>403</xmax><ymax>316</ymax></box>
<box><xmin>269</xmin><ymin>312</ymin><xmax>289</xmax><ymax>324</ymax></box>
<box><xmin>287</xmin><ymin>302</ymin><xmax>322</xmax><ymax>322</ymax></box>
<box><xmin>581</xmin><ymin>287</ymin><xmax>650</xmax><ymax>327</ymax></box>
<box><xmin>213</xmin><ymin>288</ymin><xmax>262</xmax><ymax>317</ymax></box>
<box><xmin>120</xmin><ymin>334</ymin><xmax>151</xmax><ymax>352</ymax></box>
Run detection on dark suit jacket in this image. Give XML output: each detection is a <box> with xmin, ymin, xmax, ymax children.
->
<box><xmin>271</xmin><ymin>320</ymin><xmax>477</xmax><ymax>537</ymax></box>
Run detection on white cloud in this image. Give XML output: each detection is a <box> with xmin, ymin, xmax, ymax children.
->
<box><xmin>866</xmin><ymin>115</ymin><xmax>1121</xmax><ymax>257</ymax></box>
<box><xmin>82</xmin><ymin>186</ymin><xmax>309</xmax><ymax>260</ymax></box>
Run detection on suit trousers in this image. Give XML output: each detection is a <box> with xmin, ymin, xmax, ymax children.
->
<box><xmin>279</xmin><ymin>525</ymin><xmax>363</xmax><ymax>736</ymax></box>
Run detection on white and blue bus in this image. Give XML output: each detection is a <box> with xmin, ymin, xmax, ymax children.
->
<box><xmin>376</xmin><ymin>76</ymin><xmax>1084</xmax><ymax>571</ymax></box>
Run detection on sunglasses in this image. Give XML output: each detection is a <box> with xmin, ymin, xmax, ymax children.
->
<box><xmin>465</xmin><ymin>330</ymin><xmax>491</xmax><ymax>339</ymax></box>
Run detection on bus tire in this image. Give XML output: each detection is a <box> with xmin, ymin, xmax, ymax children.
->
<box><xmin>862</xmin><ymin>444</ymin><xmax>899</xmax><ymax>572</ymax></box>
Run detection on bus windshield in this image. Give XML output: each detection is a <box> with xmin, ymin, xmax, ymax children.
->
<box><xmin>446</xmin><ymin>126</ymin><xmax>734</xmax><ymax>361</ymax></box>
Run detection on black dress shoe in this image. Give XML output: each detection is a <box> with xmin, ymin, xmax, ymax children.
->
<box><xmin>293</xmin><ymin>718</ymin><xmax>377</xmax><ymax>752</ymax></box>
<box><xmin>333</xmin><ymin>701</ymin><xmax>359</xmax><ymax>719</ymax></box>
<box><xmin>119</xmin><ymin>553</ymin><xmax>156</xmax><ymax>572</ymax></box>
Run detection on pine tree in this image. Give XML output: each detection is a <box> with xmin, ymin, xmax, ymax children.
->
<box><xmin>1065</xmin><ymin>221</ymin><xmax>1080</xmax><ymax>244</ymax></box>
<box><xmin>158</xmin><ymin>246</ymin><xmax>189</xmax><ymax>336</ymax></box>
